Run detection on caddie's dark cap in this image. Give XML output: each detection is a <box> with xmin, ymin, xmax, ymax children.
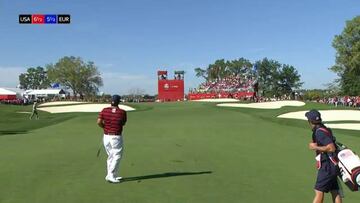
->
<box><xmin>305</xmin><ymin>109</ymin><xmax>322</xmax><ymax>123</ymax></box>
<box><xmin>111</xmin><ymin>94</ymin><xmax>121</xmax><ymax>106</ymax></box>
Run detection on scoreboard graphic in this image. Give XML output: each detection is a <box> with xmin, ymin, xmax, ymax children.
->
<box><xmin>19</xmin><ymin>14</ymin><xmax>71</xmax><ymax>24</ymax></box>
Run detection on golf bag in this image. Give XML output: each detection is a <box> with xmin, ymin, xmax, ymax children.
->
<box><xmin>315</xmin><ymin>127</ymin><xmax>360</xmax><ymax>191</ymax></box>
<box><xmin>336</xmin><ymin>142</ymin><xmax>360</xmax><ymax>191</ymax></box>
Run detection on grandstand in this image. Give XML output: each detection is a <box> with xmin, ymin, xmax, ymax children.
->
<box><xmin>188</xmin><ymin>70</ymin><xmax>258</xmax><ymax>100</ymax></box>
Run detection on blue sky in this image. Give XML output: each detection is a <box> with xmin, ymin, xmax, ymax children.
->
<box><xmin>0</xmin><ymin>0</ymin><xmax>359</xmax><ymax>95</ymax></box>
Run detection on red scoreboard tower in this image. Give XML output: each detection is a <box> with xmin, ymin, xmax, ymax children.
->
<box><xmin>157</xmin><ymin>70</ymin><xmax>184</xmax><ymax>102</ymax></box>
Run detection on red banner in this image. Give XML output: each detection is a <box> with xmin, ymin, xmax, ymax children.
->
<box><xmin>0</xmin><ymin>95</ymin><xmax>17</xmax><ymax>100</ymax></box>
<box><xmin>158</xmin><ymin>80</ymin><xmax>184</xmax><ymax>101</ymax></box>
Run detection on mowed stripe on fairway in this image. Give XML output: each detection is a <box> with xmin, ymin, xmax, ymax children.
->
<box><xmin>1</xmin><ymin>102</ymin><xmax>360</xmax><ymax>203</ymax></box>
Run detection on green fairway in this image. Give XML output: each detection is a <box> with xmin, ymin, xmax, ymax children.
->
<box><xmin>1</xmin><ymin>102</ymin><xmax>360</xmax><ymax>203</ymax></box>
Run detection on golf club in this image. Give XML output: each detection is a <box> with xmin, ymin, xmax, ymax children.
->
<box><xmin>96</xmin><ymin>139</ymin><xmax>103</xmax><ymax>157</ymax></box>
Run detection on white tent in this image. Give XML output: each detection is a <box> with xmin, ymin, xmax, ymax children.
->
<box><xmin>0</xmin><ymin>88</ymin><xmax>16</xmax><ymax>95</ymax></box>
<box><xmin>24</xmin><ymin>89</ymin><xmax>67</xmax><ymax>99</ymax></box>
<box><xmin>4</xmin><ymin>88</ymin><xmax>25</xmax><ymax>98</ymax></box>
<box><xmin>0</xmin><ymin>88</ymin><xmax>17</xmax><ymax>100</ymax></box>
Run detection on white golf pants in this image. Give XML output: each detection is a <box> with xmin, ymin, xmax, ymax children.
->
<box><xmin>103</xmin><ymin>134</ymin><xmax>123</xmax><ymax>179</ymax></box>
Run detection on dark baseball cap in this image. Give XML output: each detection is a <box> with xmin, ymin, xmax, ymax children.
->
<box><xmin>305</xmin><ymin>109</ymin><xmax>322</xmax><ymax>123</ymax></box>
<box><xmin>111</xmin><ymin>95</ymin><xmax>121</xmax><ymax>105</ymax></box>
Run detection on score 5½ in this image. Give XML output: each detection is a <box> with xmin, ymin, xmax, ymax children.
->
<box><xmin>45</xmin><ymin>15</ymin><xmax>57</xmax><ymax>24</ymax></box>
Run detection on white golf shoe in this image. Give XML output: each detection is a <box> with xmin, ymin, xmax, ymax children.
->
<box><xmin>105</xmin><ymin>176</ymin><xmax>120</xmax><ymax>183</ymax></box>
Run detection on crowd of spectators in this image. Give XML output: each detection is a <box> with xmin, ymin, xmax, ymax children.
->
<box><xmin>190</xmin><ymin>75</ymin><xmax>256</xmax><ymax>93</ymax></box>
<box><xmin>315</xmin><ymin>96</ymin><xmax>360</xmax><ymax>108</ymax></box>
<box><xmin>0</xmin><ymin>99</ymin><xmax>28</xmax><ymax>105</ymax></box>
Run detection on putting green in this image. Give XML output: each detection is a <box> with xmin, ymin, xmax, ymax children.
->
<box><xmin>0</xmin><ymin>102</ymin><xmax>359</xmax><ymax>203</ymax></box>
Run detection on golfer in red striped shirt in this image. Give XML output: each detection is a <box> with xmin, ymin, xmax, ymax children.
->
<box><xmin>97</xmin><ymin>95</ymin><xmax>127</xmax><ymax>183</ymax></box>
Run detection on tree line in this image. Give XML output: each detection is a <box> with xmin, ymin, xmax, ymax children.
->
<box><xmin>331</xmin><ymin>16</ymin><xmax>360</xmax><ymax>96</ymax></box>
<box><xmin>195</xmin><ymin>57</ymin><xmax>303</xmax><ymax>98</ymax></box>
<box><xmin>19</xmin><ymin>56</ymin><xmax>103</xmax><ymax>98</ymax></box>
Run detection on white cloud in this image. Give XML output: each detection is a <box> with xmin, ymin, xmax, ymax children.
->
<box><xmin>0</xmin><ymin>66</ymin><xmax>26</xmax><ymax>88</ymax></box>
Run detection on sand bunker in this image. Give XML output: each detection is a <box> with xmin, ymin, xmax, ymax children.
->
<box><xmin>278</xmin><ymin>110</ymin><xmax>360</xmax><ymax>131</ymax></box>
<box><xmin>192</xmin><ymin>98</ymin><xmax>240</xmax><ymax>102</ymax></box>
<box><xmin>325</xmin><ymin>123</ymin><xmax>360</xmax><ymax>131</ymax></box>
<box><xmin>39</xmin><ymin>101</ymin><xmax>88</xmax><ymax>107</ymax></box>
<box><xmin>278</xmin><ymin>110</ymin><xmax>360</xmax><ymax>122</ymax></box>
<box><xmin>217</xmin><ymin>100</ymin><xmax>305</xmax><ymax>109</ymax></box>
<box><xmin>38</xmin><ymin>104</ymin><xmax>135</xmax><ymax>113</ymax></box>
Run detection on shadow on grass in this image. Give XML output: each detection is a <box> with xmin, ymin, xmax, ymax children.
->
<box><xmin>122</xmin><ymin>171</ymin><xmax>212</xmax><ymax>182</ymax></box>
<box><xmin>0</xmin><ymin>130</ymin><xmax>28</xmax><ymax>136</ymax></box>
